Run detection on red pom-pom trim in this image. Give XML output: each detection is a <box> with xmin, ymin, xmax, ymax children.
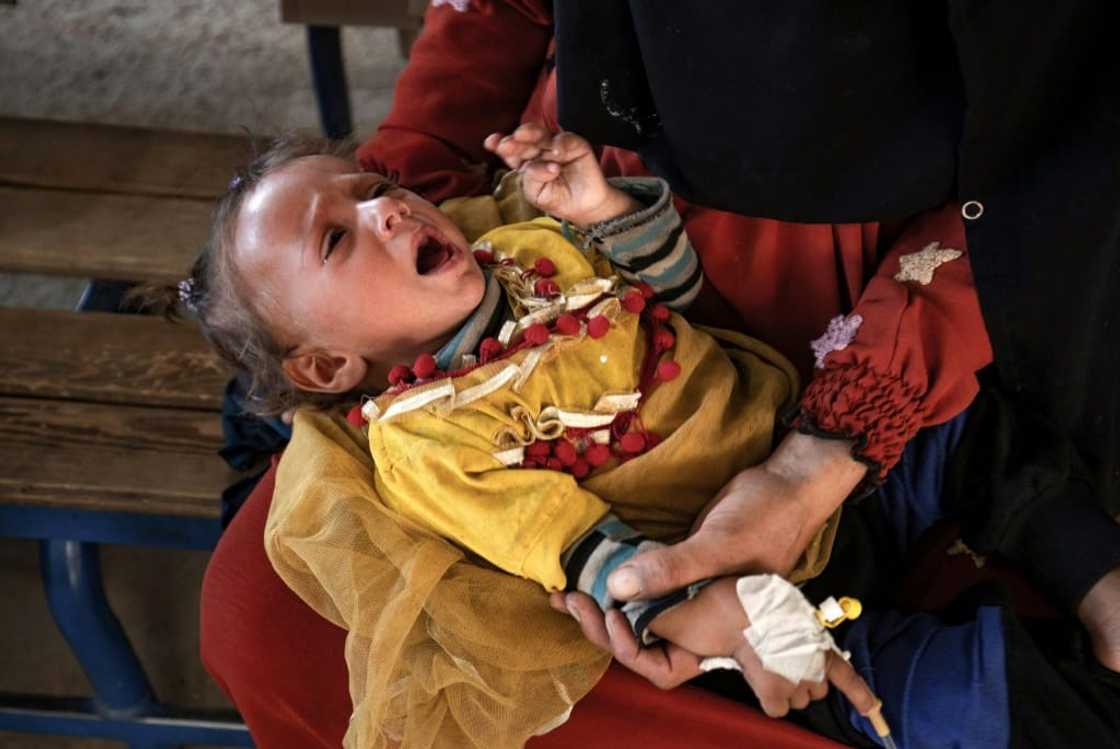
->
<box><xmin>584</xmin><ymin>443</ymin><xmax>612</xmax><ymax>466</ymax></box>
<box><xmin>553</xmin><ymin>441</ymin><xmax>578</xmax><ymax>466</ymax></box>
<box><xmin>473</xmin><ymin>249</ymin><xmax>494</xmax><ymax>265</ymax></box>
<box><xmin>656</xmin><ymin>360</ymin><xmax>682</xmax><ymax>382</ymax></box>
<box><xmin>534</xmin><ymin>278</ymin><xmax>561</xmax><ymax>298</ymax></box>
<box><xmin>534</xmin><ymin>257</ymin><xmax>557</xmax><ymax>277</ymax></box>
<box><xmin>479</xmin><ymin>337</ymin><xmax>503</xmax><ymax>363</ymax></box>
<box><xmin>571</xmin><ymin>458</ymin><xmax>591</xmax><ymax>479</ymax></box>
<box><xmin>654</xmin><ymin>328</ymin><xmax>676</xmax><ymax>350</ymax></box>
<box><xmin>524</xmin><ymin>323</ymin><xmax>550</xmax><ymax>346</ymax></box>
<box><xmin>526</xmin><ymin>441</ymin><xmax>551</xmax><ymax>459</ymax></box>
<box><xmin>622</xmin><ymin>291</ymin><xmax>647</xmax><ymax>313</ymax></box>
<box><xmin>619</xmin><ymin>432</ymin><xmax>647</xmax><ymax>454</ymax></box>
<box><xmin>413</xmin><ymin>352</ymin><xmax>437</xmax><ymax>379</ymax></box>
<box><xmin>387</xmin><ymin>364</ymin><xmax>413</xmax><ymax>386</ymax></box>
<box><xmin>555</xmin><ymin>313</ymin><xmax>581</xmax><ymax>336</ymax></box>
<box><xmin>587</xmin><ymin>315</ymin><xmax>610</xmax><ymax>339</ymax></box>
<box><xmin>636</xmin><ymin>281</ymin><xmax>655</xmax><ymax>300</ymax></box>
<box><xmin>651</xmin><ymin>304</ymin><xmax>671</xmax><ymax>322</ymax></box>
<box><xmin>346</xmin><ymin>406</ymin><xmax>364</xmax><ymax>427</ymax></box>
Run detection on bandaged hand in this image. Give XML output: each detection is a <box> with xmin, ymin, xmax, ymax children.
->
<box><xmin>483</xmin><ymin>124</ymin><xmax>639</xmax><ymax>227</ymax></box>
<box><xmin>555</xmin><ymin>575</ymin><xmax>880</xmax><ymax>719</ymax></box>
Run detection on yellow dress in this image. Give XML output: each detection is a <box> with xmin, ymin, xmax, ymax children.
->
<box><xmin>265</xmin><ymin>189</ymin><xmax>838</xmax><ymax>749</ymax></box>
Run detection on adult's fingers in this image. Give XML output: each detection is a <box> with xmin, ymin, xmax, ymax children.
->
<box><xmin>826</xmin><ymin>653</ymin><xmax>880</xmax><ymax>717</ymax></box>
<box><xmin>607</xmin><ymin>535</ymin><xmax>726</xmax><ymax>601</ymax></box>
<box><xmin>557</xmin><ymin>592</ymin><xmax>612</xmax><ymax>652</ymax></box>
<box><xmin>789</xmin><ymin>686</ymin><xmax>812</xmax><ymax>711</ymax></box>
<box><xmin>603</xmin><ymin>609</ymin><xmax>702</xmax><ymax>690</ymax></box>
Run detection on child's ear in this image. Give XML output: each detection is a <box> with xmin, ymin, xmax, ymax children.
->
<box><xmin>282</xmin><ymin>351</ymin><xmax>368</xmax><ymax>394</ymax></box>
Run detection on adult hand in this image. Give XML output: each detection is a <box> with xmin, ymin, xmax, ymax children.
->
<box><xmin>550</xmin><ymin>590</ymin><xmax>704</xmax><ymax>690</ymax></box>
<box><xmin>607</xmin><ymin>431</ymin><xmax>867</xmax><ymax>603</ymax></box>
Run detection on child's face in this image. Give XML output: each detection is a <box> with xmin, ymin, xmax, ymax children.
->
<box><xmin>234</xmin><ymin>155</ymin><xmax>485</xmax><ymax>390</ymax></box>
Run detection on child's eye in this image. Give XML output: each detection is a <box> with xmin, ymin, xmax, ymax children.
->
<box><xmin>368</xmin><ymin>179</ymin><xmax>398</xmax><ymax>199</ymax></box>
<box><xmin>323</xmin><ymin>228</ymin><xmax>345</xmax><ymax>262</ymax></box>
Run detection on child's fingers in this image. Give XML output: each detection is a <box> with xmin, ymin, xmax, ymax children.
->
<box><xmin>509</xmin><ymin>122</ymin><xmax>552</xmax><ymax>147</ymax></box>
<box><xmin>826</xmin><ymin>653</ymin><xmax>879</xmax><ymax>717</ymax></box>
<box><xmin>521</xmin><ymin>159</ymin><xmax>562</xmax><ymax>185</ymax></box>
<box><xmin>548</xmin><ymin>131</ymin><xmax>592</xmax><ymax>162</ymax></box>
<box><xmin>808</xmin><ymin>677</ymin><xmax>829</xmax><ymax>701</ymax></box>
<box><xmin>483</xmin><ymin>132</ymin><xmax>503</xmax><ymax>152</ymax></box>
<box><xmin>789</xmin><ymin>686</ymin><xmax>812</xmax><ymax>711</ymax></box>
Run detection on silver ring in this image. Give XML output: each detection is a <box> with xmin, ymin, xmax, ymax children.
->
<box><xmin>961</xmin><ymin>200</ymin><xmax>984</xmax><ymax>220</ymax></box>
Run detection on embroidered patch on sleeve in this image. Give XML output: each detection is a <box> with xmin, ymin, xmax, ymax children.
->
<box><xmin>893</xmin><ymin>241</ymin><xmax>963</xmax><ymax>285</ymax></box>
<box><xmin>810</xmin><ymin>314</ymin><xmax>863</xmax><ymax>369</ymax></box>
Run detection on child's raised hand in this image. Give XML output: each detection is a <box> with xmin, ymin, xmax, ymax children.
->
<box><xmin>484</xmin><ymin>124</ymin><xmax>637</xmax><ymax>227</ymax></box>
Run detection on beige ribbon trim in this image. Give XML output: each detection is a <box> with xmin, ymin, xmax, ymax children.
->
<box><xmin>594</xmin><ymin>392</ymin><xmax>642</xmax><ymax>413</ymax></box>
<box><xmin>378</xmin><ymin>381</ymin><xmax>457</xmax><ymax>422</ymax></box>
<box><xmin>492</xmin><ymin>446</ymin><xmax>526</xmax><ymax>466</ymax></box>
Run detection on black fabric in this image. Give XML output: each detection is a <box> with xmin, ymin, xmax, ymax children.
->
<box><xmin>556</xmin><ymin>1</ymin><xmax>963</xmax><ymax>224</ymax></box>
<box><xmin>218</xmin><ymin>375</ymin><xmax>292</xmax><ymax>527</ymax></box>
<box><xmin>1003</xmin><ymin>612</ymin><xmax>1120</xmax><ymax>748</ymax></box>
<box><xmin>554</xmin><ymin>0</ymin><xmax>1120</xmax><ymax>602</ymax></box>
<box><xmin>947</xmin><ymin>381</ymin><xmax>1120</xmax><ymax>612</ymax></box>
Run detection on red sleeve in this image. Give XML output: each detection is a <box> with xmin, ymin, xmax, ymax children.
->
<box><xmin>355</xmin><ymin>0</ymin><xmax>553</xmax><ymax>203</ymax></box>
<box><xmin>795</xmin><ymin>203</ymin><xmax>994</xmax><ymax>480</ymax></box>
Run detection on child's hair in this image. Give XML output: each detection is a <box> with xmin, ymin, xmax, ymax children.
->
<box><xmin>132</xmin><ymin>131</ymin><xmax>361</xmax><ymax>417</ymax></box>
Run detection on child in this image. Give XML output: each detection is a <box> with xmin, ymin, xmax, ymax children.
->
<box><xmin>151</xmin><ymin>126</ymin><xmax>878</xmax><ymax>747</ymax></box>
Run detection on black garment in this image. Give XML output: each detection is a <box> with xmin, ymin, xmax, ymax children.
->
<box><xmin>218</xmin><ymin>375</ymin><xmax>291</xmax><ymax>527</ymax></box>
<box><xmin>554</xmin><ymin>0</ymin><xmax>1120</xmax><ymax>608</ymax></box>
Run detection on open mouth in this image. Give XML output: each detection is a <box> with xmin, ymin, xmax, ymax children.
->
<box><xmin>415</xmin><ymin>231</ymin><xmax>457</xmax><ymax>275</ymax></box>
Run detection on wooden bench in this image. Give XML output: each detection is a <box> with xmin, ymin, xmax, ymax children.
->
<box><xmin>0</xmin><ymin>116</ymin><xmax>254</xmax><ymax>746</ymax></box>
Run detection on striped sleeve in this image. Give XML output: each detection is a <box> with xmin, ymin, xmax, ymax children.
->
<box><xmin>579</xmin><ymin>177</ymin><xmax>703</xmax><ymax>311</ymax></box>
<box><xmin>561</xmin><ymin>514</ymin><xmax>703</xmax><ymax>644</ymax></box>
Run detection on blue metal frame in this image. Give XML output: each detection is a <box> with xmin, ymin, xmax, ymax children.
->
<box><xmin>0</xmin><ymin>507</ymin><xmax>252</xmax><ymax>746</ymax></box>
<box><xmin>0</xmin><ymin>695</ymin><xmax>252</xmax><ymax>747</ymax></box>
<box><xmin>307</xmin><ymin>25</ymin><xmax>353</xmax><ymax>138</ymax></box>
<box><xmin>0</xmin><ymin>505</ymin><xmax>222</xmax><ymax>549</ymax></box>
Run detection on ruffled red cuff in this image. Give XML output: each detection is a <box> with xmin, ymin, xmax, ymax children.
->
<box><xmin>793</xmin><ymin>361</ymin><xmax>925</xmax><ymax>482</ymax></box>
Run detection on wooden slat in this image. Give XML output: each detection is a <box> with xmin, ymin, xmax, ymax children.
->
<box><xmin>0</xmin><ymin>397</ymin><xmax>233</xmax><ymax>518</ymax></box>
<box><xmin>0</xmin><ymin>308</ymin><xmax>228</xmax><ymax>410</ymax></box>
<box><xmin>0</xmin><ymin>117</ymin><xmax>253</xmax><ymax>199</ymax></box>
<box><xmin>280</xmin><ymin>0</ymin><xmax>424</xmax><ymax>28</ymax></box>
<box><xmin>0</xmin><ymin>186</ymin><xmax>211</xmax><ymax>282</ymax></box>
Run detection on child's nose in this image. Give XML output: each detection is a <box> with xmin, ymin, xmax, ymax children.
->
<box><xmin>360</xmin><ymin>196</ymin><xmax>410</xmax><ymax>240</ymax></box>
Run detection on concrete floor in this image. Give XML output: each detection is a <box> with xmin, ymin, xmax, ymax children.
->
<box><xmin>0</xmin><ymin>1</ymin><xmax>404</xmax><ymax>745</ymax></box>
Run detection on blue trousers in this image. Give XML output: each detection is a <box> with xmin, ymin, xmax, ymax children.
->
<box><xmin>834</xmin><ymin>409</ymin><xmax>1008</xmax><ymax>749</ymax></box>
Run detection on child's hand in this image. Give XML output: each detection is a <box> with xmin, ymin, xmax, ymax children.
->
<box><xmin>484</xmin><ymin>124</ymin><xmax>639</xmax><ymax>227</ymax></box>
<box><xmin>647</xmin><ymin>578</ymin><xmax>880</xmax><ymax>718</ymax></box>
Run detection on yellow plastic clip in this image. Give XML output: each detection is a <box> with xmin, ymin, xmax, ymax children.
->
<box><xmin>815</xmin><ymin>596</ymin><xmax>863</xmax><ymax>629</ymax></box>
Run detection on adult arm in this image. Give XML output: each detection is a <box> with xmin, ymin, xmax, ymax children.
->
<box><xmin>356</xmin><ymin>0</ymin><xmax>552</xmax><ymax>202</ymax></box>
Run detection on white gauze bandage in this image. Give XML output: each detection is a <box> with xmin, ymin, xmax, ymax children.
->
<box><xmin>699</xmin><ymin>574</ymin><xmax>850</xmax><ymax>684</ymax></box>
